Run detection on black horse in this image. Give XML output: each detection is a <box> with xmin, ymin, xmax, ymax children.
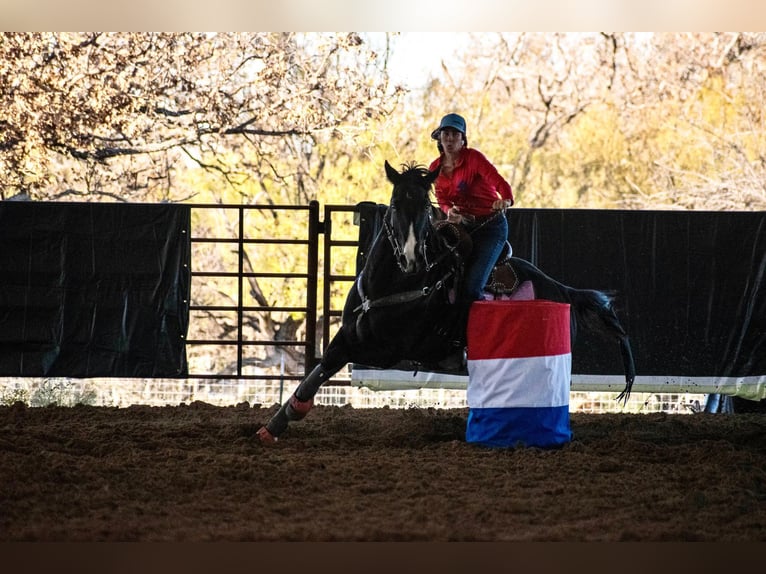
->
<box><xmin>257</xmin><ymin>161</ymin><xmax>635</xmax><ymax>443</ymax></box>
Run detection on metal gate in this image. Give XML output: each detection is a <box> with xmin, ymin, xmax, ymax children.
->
<box><xmin>185</xmin><ymin>201</ymin><xmax>360</xmax><ymax>386</ymax></box>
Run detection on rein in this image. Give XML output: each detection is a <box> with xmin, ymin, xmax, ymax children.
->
<box><xmin>355</xmin><ymin>200</ymin><xmax>502</xmax><ymax>318</ymax></box>
<box><xmin>457</xmin><ymin>209</ymin><xmax>503</xmax><ymax>234</ymax></box>
<box><xmin>360</xmin><ymin>208</ymin><xmax>504</xmax><ymax>317</ymax></box>
<box><xmin>352</xmin><ymin>167</ymin><xmax>486</xmax><ymax>334</ymax></box>
<box><xmin>352</xmin><ymin>210</ymin><xmax>458</xmax><ymax>333</ymax></box>
<box><xmin>353</xmin><ymin>265</ymin><xmax>454</xmax><ymax>315</ymax></box>
<box><xmin>352</xmin><ymin>266</ymin><xmax>454</xmax><ymax>341</ymax></box>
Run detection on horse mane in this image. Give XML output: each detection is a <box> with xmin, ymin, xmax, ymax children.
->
<box><xmin>397</xmin><ymin>162</ymin><xmax>434</xmax><ymax>185</ymax></box>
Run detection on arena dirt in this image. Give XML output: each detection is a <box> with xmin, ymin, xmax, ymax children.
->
<box><xmin>1</xmin><ymin>402</ymin><xmax>764</xmax><ymax>541</ymax></box>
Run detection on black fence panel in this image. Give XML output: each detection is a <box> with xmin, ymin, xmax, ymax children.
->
<box><xmin>0</xmin><ymin>203</ymin><xmax>190</xmax><ymax>377</ymax></box>
<box><xmin>507</xmin><ymin>208</ymin><xmax>766</xmax><ymax>381</ymax></box>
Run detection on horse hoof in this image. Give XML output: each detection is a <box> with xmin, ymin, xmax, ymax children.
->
<box><xmin>287</xmin><ymin>395</ymin><xmax>314</xmax><ymax>420</ymax></box>
<box><xmin>256</xmin><ymin>426</ymin><xmax>277</xmax><ymax>445</ymax></box>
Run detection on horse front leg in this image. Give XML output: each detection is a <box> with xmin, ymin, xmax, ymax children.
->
<box><xmin>256</xmin><ymin>362</ymin><xmax>337</xmax><ymax>444</ymax></box>
<box><xmin>257</xmin><ymin>333</ymin><xmax>350</xmax><ymax>444</ymax></box>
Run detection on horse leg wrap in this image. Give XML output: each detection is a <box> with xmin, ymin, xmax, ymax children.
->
<box><xmin>257</xmin><ymin>394</ymin><xmax>315</xmax><ymax>445</ymax></box>
<box><xmin>257</xmin><ymin>364</ymin><xmax>330</xmax><ymax>445</ymax></box>
<box><xmin>286</xmin><ymin>394</ymin><xmax>314</xmax><ymax>420</ymax></box>
<box><xmin>294</xmin><ymin>364</ymin><xmax>331</xmax><ymax>402</ymax></box>
<box><xmin>258</xmin><ymin>401</ymin><xmax>292</xmax><ymax>444</ymax></box>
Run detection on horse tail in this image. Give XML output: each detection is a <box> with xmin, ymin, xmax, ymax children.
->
<box><xmin>566</xmin><ymin>287</ymin><xmax>636</xmax><ymax>405</ymax></box>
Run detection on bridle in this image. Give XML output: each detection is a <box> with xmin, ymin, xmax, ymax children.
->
<box><xmin>382</xmin><ymin>208</ymin><xmax>435</xmax><ymax>274</ymax></box>
<box><xmin>353</xmin><ymin>188</ymin><xmax>454</xmax><ymax>320</ymax></box>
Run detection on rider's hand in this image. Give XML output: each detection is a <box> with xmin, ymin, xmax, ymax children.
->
<box><xmin>492</xmin><ymin>198</ymin><xmax>512</xmax><ymax>211</ymax></box>
<box><xmin>447</xmin><ymin>206</ymin><xmax>462</xmax><ymax>223</ymax></box>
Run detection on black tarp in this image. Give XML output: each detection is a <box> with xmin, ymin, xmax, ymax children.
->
<box><xmin>0</xmin><ymin>202</ymin><xmax>190</xmax><ymax>377</ymax></box>
<box><xmin>507</xmin><ymin>208</ymin><xmax>766</xmax><ymax>382</ymax></box>
<box><xmin>352</xmin><ymin>204</ymin><xmax>766</xmax><ymax>398</ymax></box>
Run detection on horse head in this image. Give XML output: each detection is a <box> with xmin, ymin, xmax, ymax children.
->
<box><xmin>383</xmin><ymin>160</ymin><xmax>439</xmax><ymax>274</ymax></box>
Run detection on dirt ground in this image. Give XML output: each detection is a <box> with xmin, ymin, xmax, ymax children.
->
<box><xmin>1</xmin><ymin>401</ymin><xmax>765</xmax><ymax>542</ymax></box>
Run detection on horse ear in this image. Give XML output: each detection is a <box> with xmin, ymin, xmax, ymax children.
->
<box><xmin>384</xmin><ymin>160</ymin><xmax>400</xmax><ymax>184</ymax></box>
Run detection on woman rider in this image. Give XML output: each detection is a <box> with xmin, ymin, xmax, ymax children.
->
<box><xmin>428</xmin><ymin>113</ymin><xmax>514</xmax><ymax>343</ymax></box>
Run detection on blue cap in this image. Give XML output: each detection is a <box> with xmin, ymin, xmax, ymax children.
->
<box><xmin>431</xmin><ymin>113</ymin><xmax>466</xmax><ymax>140</ymax></box>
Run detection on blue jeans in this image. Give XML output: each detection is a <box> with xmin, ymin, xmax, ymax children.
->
<box><xmin>461</xmin><ymin>213</ymin><xmax>508</xmax><ymax>302</ymax></box>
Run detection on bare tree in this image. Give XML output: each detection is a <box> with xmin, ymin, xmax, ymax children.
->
<box><xmin>434</xmin><ymin>32</ymin><xmax>766</xmax><ymax>210</ymax></box>
<box><xmin>1</xmin><ymin>32</ymin><xmax>402</xmax><ymax>202</ymax></box>
<box><xmin>618</xmin><ymin>32</ymin><xmax>766</xmax><ymax>210</ymax></box>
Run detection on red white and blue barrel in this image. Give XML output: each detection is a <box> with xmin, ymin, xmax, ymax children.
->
<box><xmin>466</xmin><ymin>300</ymin><xmax>573</xmax><ymax>448</ymax></box>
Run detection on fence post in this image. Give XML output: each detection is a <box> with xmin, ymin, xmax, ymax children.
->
<box><xmin>305</xmin><ymin>200</ymin><xmax>321</xmax><ymax>376</ymax></box>
<box><xmin>236</xmin><ymin>205</ymin><xmax>245</xmax><ymax>377</ymax></box>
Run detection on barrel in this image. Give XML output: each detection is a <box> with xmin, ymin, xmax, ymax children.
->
<box><xmin>466</xmin><ymin>300</ymin><xmax>573</xmax><ymax>448</ymax></box>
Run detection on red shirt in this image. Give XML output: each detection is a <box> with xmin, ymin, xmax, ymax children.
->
<box><xmin>429</xmin><ymin>148</ymin><xmax>514</xmax><ymax>218</ymax></box>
